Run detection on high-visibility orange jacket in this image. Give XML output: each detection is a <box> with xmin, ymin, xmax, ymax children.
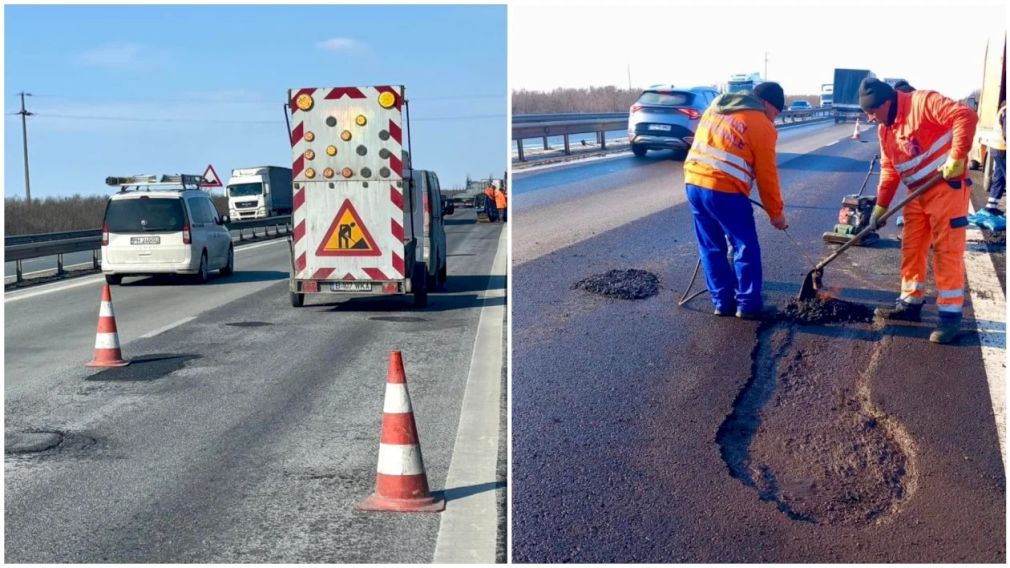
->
<box><xmin>684</xmin><ymin>93</ymin><xmax>784</xmax><ymax>220</ymax></box>
<box><xmin>494</xmin><ymin>189</ymin><xmax>507</xmax><ymax>208</ymax></box>
<box><xmin>876</xmin><ymin>90</ymin><xmax>978</xmax><ymax>207</ymax></box>
<box><xmin>484</xmin><ymin>186</ymin><xmax>496</xmax><ymax>199</ymax></box>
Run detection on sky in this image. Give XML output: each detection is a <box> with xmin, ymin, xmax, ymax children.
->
<box><xmin>4</xmin><ymin>4</ymin><xmax>506</xmax><ymax>199</ymax></box>
<box><xmin>511</xmin><ymin>0</ymin><xmax>1006</xmax><ymax>99</ymax></box>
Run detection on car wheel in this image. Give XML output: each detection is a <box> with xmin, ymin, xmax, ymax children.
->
<box><xmin>290</xmin><ymin>291</ymin><xmax>305</xmax><ymax>307</ymax></box>
<box><xmin>105</xmin><ymin>274</ymin><xmax>122</xmax><ymax>285</ymax></box>
<box><xmin>632</xmin><ymin>144</ymin><xmax>647</xmax><ymax>158</ymax></box>
<box><xmin>220</xmin><ymin>246</ymin><xmax>234</xmax><ymax>276</ymax></box>
<box><xmin>193</xmin><ymin>252</ymin><xmax>209</xmax><ymax>284</ymax></box>
<box><xmin>412</xmin><ymin>262</ymin><xmax>428</xmax><ymax>308</ymax></box>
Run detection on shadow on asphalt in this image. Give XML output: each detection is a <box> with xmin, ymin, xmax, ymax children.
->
<box><xmin>86</xmin><ymin>353</ymin><xmax>201</xmax><ymax>382</ymax></box>
<box><xmin>318</xmin><ymin>293</ymin><xmax>505</xmax><ymax>313</ymax></box>
<box><xmin>119</xmin><ymin>270</ymin><xmax>288</xmax><ymax>287</ymax></box>
<box><xmin>445</xmin><ymin>274</ymin><xmax>506</xmax><ymax>293</ymax></box>
<box><xmin>442</xmin><ymin>480</ymin><xmax>506</xmax><ymax>503</ymax></box>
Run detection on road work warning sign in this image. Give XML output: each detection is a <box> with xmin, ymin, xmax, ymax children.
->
<box><xmin>316</xmin><ymin>199</ymin><xmax>381</xmax><ymax>256</ymax></box>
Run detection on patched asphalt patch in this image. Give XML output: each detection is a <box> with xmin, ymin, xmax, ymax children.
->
<box><xmin>717</xmin><ymin>307</ymin><xmax>916</xmax><ymax>526</ymax></box>
<box><xmin>5</xmin><ymin>430</ymin><xmax>98</xmax><ymax>456</ymax></box>
<box><xmin>86</xmin><ymin>354</ymin><xmax>200</xmax><ymax>382</ymax></box>
<box><xmin>572</xmin><ymin>269</ymin><xmax>659</xmax><ymax>300</ymax></box>
<box><xmin>226</xmin><ymin>321</ymin><xmax>273</xmax><ymax>327</ymax></box>
<box><xmin>779</xmin><ymin>297</ymin><xmax>876</xmax><ymax>325</ymax></box>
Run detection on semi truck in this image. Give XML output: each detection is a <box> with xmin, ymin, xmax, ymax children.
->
<box><xmin>832</xmin><ymin>68</ymin><xmax>875</xmax><ymax>123</ymax></box>
<box><xmin>284</xmin><ymin>84</ymin><xmax>448</xmax><ymax>308</ymax></box>
<box><xmin>226</xmin><ymin>166</ymin><xmax>293</xmax><ymax>220</ymax></box>
<box><xmin>969</xmin><ymin>30</ymin><xmax>1006</xmax><ymax>192</ymax></box>
<box><xmin>726</xmin><ymin>73</ymin><xmax>762</xmax><ymax>94</ymax></box>
<box><xmin>820</xmin><ymin>83</ymin><xmax>834</xmax><ymax>107</ymax></box>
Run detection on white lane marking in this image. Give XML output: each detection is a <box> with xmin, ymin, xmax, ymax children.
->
<box><xmin>433</xmin><ymin>226</ymin><xmax>506</xmax><ymax>564</ymax></box>
<box><xmin>138</xmin><ymin>316</ymin><xmax>196</xmax><ymax>339</ymax></box>
<box><xmin>4</xmin><ymin>238</ymin><xmax>289</xmax><ymax>303</ymax></box>
<box><xmin>964</xmin><ymin>200</ymin><xmax>1006</xmax><ymax>468</ymax></box>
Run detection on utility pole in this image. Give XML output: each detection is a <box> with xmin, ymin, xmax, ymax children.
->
<box><xmin>17</xmin><ymin>92</ymin><xmax>33</xmax><ymax>204</ymax></box>
<box><xmin>627</xmin><ymin>64</ymin><xmax>632</xmax><ymax>90</ymax></box>
<box><xmin>764</xmin><ymin>52</ymin><xmax>769</xmax><ymax>81</ymax></box>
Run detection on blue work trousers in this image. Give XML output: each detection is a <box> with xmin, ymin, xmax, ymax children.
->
<box><xmin>990</xmin><ymin>149</ymin><xmax>1005</xmax><ymax>203</ymax></box>
<box><xmin>685</xmin><ymin>184</ymin><xmax>763</xmax><ymax>312</ymax></box>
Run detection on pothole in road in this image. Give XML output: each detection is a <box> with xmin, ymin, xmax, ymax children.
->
<box><xmin>86</xmin><ymin>354</ymin><xmax>200</xmax><ymax>382</ymax></box>
<box><xmin>5</xmin><ymin>430</ymin><xmax>98</xmax><ymax>456</ymax></box>
<box><xmin>226</xmin><ymin>321</ymin><xmax>273</xmax><ymax>327</ymax></box>
<box><xmin>572</xmin><ymin>269</ymin><xmax>659</xmax><ymax>300</ymax></box>
<box><xmin>716</xmin><ymin>313</ymin><xmax>916</xmax><ymax>526</ymax></box>
<box><xmin>779</xmin><ymin>297</ymin><xmax>875</xmax><ymax>326</ymax></box>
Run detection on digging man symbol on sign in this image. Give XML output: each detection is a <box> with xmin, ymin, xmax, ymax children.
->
<box><xmin>316</xmin><ymin>199</ymin><xmax>381</xmax><ymax>257</ymax></box>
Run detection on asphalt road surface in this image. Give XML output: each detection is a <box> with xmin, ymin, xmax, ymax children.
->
<box><xmin>6</xmin><ymin>210</ymin><xmax>506</xmax><ymax>563</ymax></box>
<box><xmin>511</xmin><ymin>123</ymin><xmax>1005</xmax><ymax>562</ymax></box>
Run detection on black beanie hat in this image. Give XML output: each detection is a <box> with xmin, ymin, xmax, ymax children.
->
<box><xmin>753</xmin><ymin>82</ymin><xmax>785</xmax><ymax>112</ymax></box>
<box><xmin>859</xmin><ymin>78</ymin><xmax>895</xmax><ymax>111</ymax></box>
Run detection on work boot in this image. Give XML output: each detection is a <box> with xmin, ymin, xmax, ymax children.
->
<box><xmin>929</xmin><ymin>316</ymin><xmax>962</xmax><ymax>344</ymax></box>
<box><xmin>874</xmin><ymin>300</ymin><xmax>922</xmax><ymax>322</ymax></box>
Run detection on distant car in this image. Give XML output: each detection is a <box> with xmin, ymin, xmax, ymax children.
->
<box><xmin>788</xmin><ymin>100</ymin><xmax>812</xmax><ymax>111</ymax></box>
<box><xmin>101</xmin><ymin>175</ymin><xmax>234</xmax><ymax>285</ymax></box>
<box><xmin>628</xmin><ymin>85</ymin><xmax>720</xmax><ymax>159</ymax></box>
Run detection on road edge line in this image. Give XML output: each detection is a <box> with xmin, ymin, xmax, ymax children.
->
<box><xmin>432</xmin><ymin>225</ymin><xmax>507</xmax><ymax>563</ymax></box>
<box><xmin>964</xmin><ymin>201</ymin><xmax>1006</xmax><ymax>469</ymax></box>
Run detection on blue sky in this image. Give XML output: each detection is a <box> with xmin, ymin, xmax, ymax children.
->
<box><xmin>4</xmin><ymin>4</ymin><xmax>506</xmax><ymax>199</ymax></box>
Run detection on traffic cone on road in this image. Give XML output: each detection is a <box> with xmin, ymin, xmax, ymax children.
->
<box><xmin>86</xmin><ymin>283</ymin><xmax>129</xmax><ymax>368</ymax></box>
<box><xmin>360</xmin><ymin>351</ymin><xmax>444</xmax><ymax>513</ymax></box>
<box><xmin>851</xmin><ymin>117</ymin><xmax>862</xmax><ymax>140</ymax></box>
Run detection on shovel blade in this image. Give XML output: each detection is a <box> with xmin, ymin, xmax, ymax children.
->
<box><xmin>798</xmin><ymin>268</ymin><xmax>823</xmax><ymax>301</ymax></box>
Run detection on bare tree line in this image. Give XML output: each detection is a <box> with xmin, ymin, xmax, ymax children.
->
<box><xmin>513</xmin><ymin>86</ymin><xmax>824</xmax><ymax>114</ymax></box>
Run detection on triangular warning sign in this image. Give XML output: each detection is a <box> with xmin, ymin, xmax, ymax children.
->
<box><xmin>200</xmin><ymin>164</ymin><xmax>223</xmax><ymax>188</ymax></box>
<box><xmin>316</xmin><ymin>199</ymin><xmax>381</xmax><ymax>257</ymax></box>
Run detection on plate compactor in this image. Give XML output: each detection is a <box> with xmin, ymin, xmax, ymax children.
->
<box><xmin>822</xmin><ymin>155</ymin><xmax>881</xmax><ymax>246</ymax></box>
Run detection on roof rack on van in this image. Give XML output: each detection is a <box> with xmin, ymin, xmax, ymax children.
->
<box><xmin>105</xmin><ymin>174</ymin><xmax>207</xmax><ymax>192</ymax></box>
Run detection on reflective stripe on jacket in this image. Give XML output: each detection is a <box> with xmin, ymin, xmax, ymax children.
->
<box><xmin>876</xmin><ymin>90</ymin><xmax>978</xmax><ymax>207</ymax></box>
<box><xmin>683</xmin><ymin>106</ymin><xmax>784</xmax><ymax>220</ymax></box>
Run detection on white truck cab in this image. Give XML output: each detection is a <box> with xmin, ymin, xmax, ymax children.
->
<box><xmin>226</xmin><ymin>166</ymin><xmax>293</xmax><ymax>220</ymax></box>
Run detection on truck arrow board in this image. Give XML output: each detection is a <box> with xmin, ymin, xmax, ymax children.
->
<box><xmin>316</xmin><ymin>199</ymin><xmax>381</xmax><ymax>257</ymax></box>
<box><xmin>200</xmin><ymin>164</ymin><xmax>223</xmax><ymax>188</ymax></box>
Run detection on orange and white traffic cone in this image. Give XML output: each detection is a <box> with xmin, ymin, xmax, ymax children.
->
<box><xmin>851</xmin><ymin>117</ymin><xmax>862</xmax><ymax>140</ymax></box>
<box><xmin>360</xmin><ymin>351</ymin><xmax>444</xmax><ymax>513</ymax></box>
<box><xmin>86</xmin><ymin>283</ymin><xmax>129</xmax><ymax>368</ymax></box>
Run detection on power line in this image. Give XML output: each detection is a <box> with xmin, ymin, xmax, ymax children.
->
<box><xmin>32</xmin><ymin>111</ymin><xmax>504</xmax><ymax>124</ymax></box>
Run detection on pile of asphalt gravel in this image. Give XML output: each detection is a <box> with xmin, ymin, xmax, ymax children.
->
<box><xmin>779</xmin><ymin>298</ymin><xmax>875</xmax><ymax>325</ymax></box>
<box><xmin>572</xmin><ymin>269</ymin><xmax>659</xmax><ymax>300</ymax></box>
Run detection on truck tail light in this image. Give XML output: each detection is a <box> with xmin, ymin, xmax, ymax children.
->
<box><xmin>102</xmin><ymin>223</ymin><xmax>109</xmax><ymax>246</ymax></box>
<box><xmin>677</xmin><ymin>108</ymin><xmax>701</xmax><ymax>120</ymax></box>
<box><xmin>182</xmin><ymin>223</ymin><xmax>191</xmax><ymax>244</ymax></box>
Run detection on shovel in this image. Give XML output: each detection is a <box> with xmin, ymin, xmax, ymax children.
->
<box><xmin>798</xmin><ymin>170</ymin><xmax>948</xmax><ymax>301</ymax></box>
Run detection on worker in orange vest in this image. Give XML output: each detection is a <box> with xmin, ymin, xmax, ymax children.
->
<box><xmin>494</xmin><ymin>186</ymin><xmax>508</xmax><ymax>223</ymax></box>
<box><xmin>683</xmin><ymin>82</ymin><xmax>789</xmax><ymax>320</ymax></box>
<box><xmin>860</xmin><ymin>77</ymin><xmax>978</xmax><ymax>344</ymax></box>
<box><xmin>483</xmin><ymin>184</ymin><xmax>498</xmax><ymax>221</ymax></box>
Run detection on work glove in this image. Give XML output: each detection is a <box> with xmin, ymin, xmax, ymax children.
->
<box><xmin>939</xmin><ymin>156</ymin><xmax>966</xmax><ymax>180</ymax></box>
<box><xmin>770</xmin><ymin>215</ymin><xmax>788</xmax><ymax>230</ymax></box>
<box><xmin>868</xmin><ymin>205</ymin><xmax>888</xmax><ymax>231</ymax></box>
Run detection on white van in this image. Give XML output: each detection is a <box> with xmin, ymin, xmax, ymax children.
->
<box><xmin>101</xmin><ymin>175</ymin><xmax>234</xmax><ymax>284</ymax></box>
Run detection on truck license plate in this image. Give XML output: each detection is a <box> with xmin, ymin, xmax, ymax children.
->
<box><xmin>648</xmin><ymin>124</ymin><xmax>672</xmax><ymax>131</ymax></box>
<box><xmin>130</xmin><ymin>236</ymin><xmax>161</xmax><ymax>245</ymax></box>
<box><xmin>330</xmin><ymin>282</ymin><xmax>372</xmax><ymax>292</ymax></box>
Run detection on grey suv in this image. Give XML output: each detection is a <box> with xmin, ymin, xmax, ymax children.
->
<box><xmin>628</xmin><ymin>85</ymin><xmax>720</xmax><ymax>159</ymax></box>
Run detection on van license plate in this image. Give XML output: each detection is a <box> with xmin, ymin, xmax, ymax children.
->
<box><xmin>131</xmin><ymin>236</ymin><xmax>161</xmax><ymax>245</ymax></box>
<box><xmin>648</xmin><ymin>124</ymin><xmax>672</xmax><ymax>131</ymax></box>
<box><xmin>330</xmin><ymin>282</ymin><xmax>372</xmax><ymax>292</ymax></box>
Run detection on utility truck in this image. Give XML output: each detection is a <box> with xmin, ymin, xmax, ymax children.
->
<box><xmin>226</xmin><ymin>166</ymin><xmax>293</xmax><ymax>220</ymax></box>
<box><xmin>284</xmin><ymin>85</ymin><xmax>448</xmax><ymax>308</ymax></box>
<box><xmin>832</xmin><ymin>68</ymin><xmax>875</xmax><ymax>123</ymax></box>
<box><xmin>969</xmin><ymin>30</ymin><xmax>1006</xmax><ymax>192</ymax></box>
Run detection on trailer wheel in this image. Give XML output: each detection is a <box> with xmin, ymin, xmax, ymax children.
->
<box><xmin>438</xmin><ymin>263</ymin><xmax>447</xmax><ymax>285</ymax></box>
<box><xmin>105</xmin><ymin>274</ymin><xmax>122</xmax><ymax>285</ymax></box>
<box><xmin>412</xmin><ymin>263</ymin><xmax>428</xmax><ymax>308</ymax></box>
<box><xmin>290</xmin><ymin>292</ymin><xmax>304</xmax><ymax>308</ymax></box>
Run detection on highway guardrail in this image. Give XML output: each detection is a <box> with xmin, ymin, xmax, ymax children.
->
<box><xmin>4</xmin><ymin>215</ymin><xmax>292</xmax><ymax>284</ymax></box>
<box><xmin>512</xmin><ymin>107</ymin><xmax>834</xmax><ymax>162</ymax></box>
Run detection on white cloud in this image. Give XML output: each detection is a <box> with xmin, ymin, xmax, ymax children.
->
<box><xmin>315</xmin><ymin>37</ymin><xmax>368</xmax><ymax>54</ymax></box>
<box><xmin>73</xmin><ymin>43</ymin><xmax>161</xmax><ymax>70</ymax></box>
